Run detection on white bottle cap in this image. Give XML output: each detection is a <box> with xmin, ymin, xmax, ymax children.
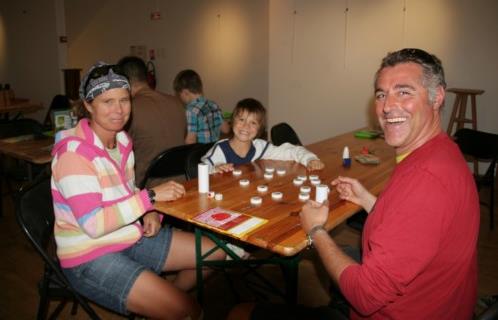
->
<box><xmin>239</xmin><ymin>179</ymin><xmax>250</xmax><ymax>186</ymax></box>
<box><xmin>297</xmin><ymin>175</ymin><xmax>307</xmax><ymax>181</ymax></box>
<box><xmin>310</xmin><ymin>179</ymin><xmax>321</xmax><ymax>186</ymax></box>
<box><xmin>300</xmin><ymin>186</ymin><xmax>311</xmax><ymax>193</ymax></box>
<box><xmin>250</xmin><ymin>196</ymin><xmax>263</xmax><ymax>205</ymax></box>
<box><xmin>257</xmin><ymin>185</ymin><xmax>268</xmax><ymax>193</ymax></box>
<box><xmin>214</xmin><ymin>193</ymin><xmax>223</xmax><ymax>201</ymax></box>
<box><xmin>293</xmin><ymin>178</ymin><xmax>304</xmax><ymax>186</ymax></box>
<box><xmin>265</xmin><ymin>167</ymin><xmax>275</xmax><ymax>173</ymax></box>
<box><xmin>298</xmin><ymin>192</ymin><xmax>310</xmax><ymax>201</ymax></box>
<box><xmin>342</xmin><ymin>146</ymin><xmax>350</xmax><ymax>159</ymax></box>
<box><xmin>264</xmin><ymin>172</ymin><xmax>274</xmax><ymax>180</ymax></box>
<box><xmin>276</xmin><ymin>169</ymin><xmax>286</xmax><ymax>175</ymax></box>
<box><xmin>233</xmin><ymin>169</ymin><xmax>242</xmax><ymax>176</ymax></box>
<box><xmin>271</xmin><ymin>191</ymin><xmax>283</xmax><ymax>200</ymax></box>
<box><xmin>309</xmin><ymin>175</ymin><xmax>319</xmax><ymax>180</ymax></box>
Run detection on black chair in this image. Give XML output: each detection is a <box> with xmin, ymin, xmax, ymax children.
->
<box><xmin>270</xmin><ymin>122</ymin><xmax>302</xmax><ymax>146</ymax></box>
<box><xmin>43</xmin><ymin>94</ymin><xmax>71</xmax><ymax>129</ymax></box>
<box><xmin>138</xmin><ymin>143</ymin><xmax>201</xmax><ymax>189</ymax></box>
<box><xmin>15</xmin><ymin>173</ymin><xmax>101</xmax><ymax>319</ymax></box>
<box><xmin>476</xmin><ymin>300</ymin><xmax>498</xmax><ymax>320</ymax></box>
<box><xmin>0</xmin><ymin>118</ymin><xmax>47</xmax><ymax>217</ymax></box>
<box><xmin>0</xmin><ymin>118</ymin><xmax>45</xmax><ymax>138</ymax></box>
<box><xmin>185</xmin><ymin>142</ymin><xmax>215</xmax><ymax>180</ymax></box>
<box><xmin>454</xmin><ymin>128</ymin><xmax>498</xmax><ymax>230</ymax></box>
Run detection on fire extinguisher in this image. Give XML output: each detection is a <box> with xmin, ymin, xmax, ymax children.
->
<box><xmin>146</xmin><ymin>60</ymin><xmax>157</xmax><ymax>89</ymax></box>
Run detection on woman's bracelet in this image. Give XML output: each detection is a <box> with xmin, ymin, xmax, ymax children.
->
<box><xmin>307</xmin><ymin>224</ymin><xmax>326</xmax><ymax>246</ymax></box>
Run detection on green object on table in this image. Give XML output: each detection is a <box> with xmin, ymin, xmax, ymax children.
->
<box><xmin>354</xmin><ymin>130</ymin><xmax>381</xmax><ymax>139</ymax></box>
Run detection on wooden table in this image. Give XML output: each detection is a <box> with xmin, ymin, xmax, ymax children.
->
<box><xmin>0</xmin><ymin>135</ymin><xmax>53</xmax><ymax>165</ymax></box>
<box><xmin>0</xmin><ymin>99</ymin><xmax>42</xmax><ymax>120</ymax></box>
<box><xmin>154</xmin><ymin>128</ymin><xmax>395</xmax><ymax>302</ymax></box>
<box><xmin>155</xmin><ymin>129</ymin><xmax>395</xmax><ymax>256</ymax></box>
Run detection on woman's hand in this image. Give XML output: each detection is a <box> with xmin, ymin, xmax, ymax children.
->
<box><xmin>307</xmin><ymin>159</ymin><xmax>325</xmax><ymax>171</ymax></box>
<box><xmin>300</xmin><ymin>200</ymin><xmax>329</xmax><ymax>234</ymax></box>
<box><xmin>152</xmin><ymin>181</ymin><xmax>186</xmax><ymax>202</ymax></box>
<box><xmin>215</xmin><ymin>163</ymin><xmax>234</xmax><ymax>173</ymax></box>
<box><xmin>330</xmin><ymin>176</ymin><xmax>377</xmax><ymax>213</ymax></box>
<box><xmin>142</xmin><ymin>211</ymin><xmax>161</xmax><ymax>237</ymax></box>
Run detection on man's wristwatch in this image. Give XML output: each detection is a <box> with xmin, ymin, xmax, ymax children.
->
<box><xmin>307</xmin><ymin>225</ymin><xmax>326</xmax><ymax>246</ymax></box>
<box><xmin>147</xmin><ymin>189</ymin><xmax>156</xmax><ymax>204</ymax></box>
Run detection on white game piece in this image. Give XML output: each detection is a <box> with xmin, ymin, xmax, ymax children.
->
<box><xmin>271</xmin><ymin>191</ymin><xmax>283</xmax><ymax>200</ymax></box>
<box><xmin>310</xmin><ymin>179</ymin><xmax>321</xmax><ymax>186</ymax></box>
<box><xmin>316</xmin><ymin>184</ymin><xmax>329</xmax><ymax>203</ymax></box>
<box><xmin>293</xmin><ymin>178</ymin><xmax>304</xmax><ymax>186</ymax></box>
<box><xmin>214</xmin><ymin>193</ymin><xmax>223</xmax><ymax>200</ymax></box>
<box><xmin>297</xmin><ymin>175</ymin><xmax>307</xmax><ymax>181</ymax></box>
<box><xmin>276</xmin><ymin>169</ymin><xmax>286</xmax><ymax>175</ymax></box>
<box><xmin>239</xmin><ymin>179</ymin><xmax>250</xmax><ymax>186</ymax></box>
<box><xmin>298</xmin><ymin>192</ymin><xmax>310</xmax><ymax>201</ymax></box>
<box><xmin>257</xmin><ymin>185</ymin><xmax>268</xmax><ymax>193</ymax></box>
<box><xmin>300</xmin><ymin>186</ymin><xmax>311</xmax><ymax>194</ymax></box>
<box><xmin>250</xmin><ymin>196</ymin><xmax>262</xmax><ymax>205</ymax></box>
<box><xmin>207</xmin><ymin>191</ymin><xmax>215</xmax><ymax>198</ymax></box>
<box><xmin>233</xmin><ymin>169</ymin><xmax>242</xmax><ymax>176</ymax></box>
<box><xmin>265</xmin><ymin>167</ymin><xmax>275</xmax><ymax>173</ymax></box>
<box><xmin>309</xmin><ymin>175</ymin><xmax>319</xmax><ymax>180</ymax></box>
<box><xmin>264</xmin><ymin>172</ymin><xmax>274</xmax><ymax>180</ymax></box>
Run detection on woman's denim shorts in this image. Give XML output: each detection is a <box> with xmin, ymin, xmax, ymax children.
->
<box><xmin>62</xmin><ymin>226</ymin><xmax>173</xmax><ymax>315</ymax></box>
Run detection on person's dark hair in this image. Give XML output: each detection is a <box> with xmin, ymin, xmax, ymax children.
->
<box><xmin>375</xmin><ymin>48</ymin><xmax>446</xmax><ymax>104</ymax></box>
<box><xmin>232</xmin><ymin>98</ymin><xmax>267</xmax><ymax>137</ymax></box>
<box><xmin>173</xmin><ymin>69</ymin><xmax>203</xmax><ymax>94</ymax></box>
<box><xmin>117</xmin><ymin>56</ymin><xmax>148</xmax><ymax>83</ymax></box>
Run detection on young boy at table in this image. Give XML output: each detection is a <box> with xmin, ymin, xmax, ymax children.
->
<box><xmin>173</xmin><ymin>69</ymin><xmax>230</xmax><ymax>144</ymax></box>
<box><xmin>201</xmin><ymin>98</ymin><xmax>324</xmax><ymax>172</ymax></box>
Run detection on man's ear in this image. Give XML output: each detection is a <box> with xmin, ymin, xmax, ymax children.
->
<box><xmin>433</xmin><ymin>86</ymin><xmax>445</xmax><ymax>111</ymax></box>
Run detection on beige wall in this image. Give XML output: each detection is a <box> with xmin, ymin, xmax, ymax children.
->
<box><xmin>65</xmin><ymin>0</ymin><xmax>269</xmax><ymax>114</ymax></box>
<box><xmin>0</xmin><ymin>0</ymin><xmax>63</xmax><ymax>121</ymax></box>
<box><xmin>269</xmin><ymin>0</ymin><xmax>498</xmax><ymax>144</ymax></box>
<box><xmin>1</xmin><ymin>0</ymin><xmax>496</xmax><ymax>143</ymax></box>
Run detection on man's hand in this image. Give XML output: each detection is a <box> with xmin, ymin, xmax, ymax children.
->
<box><xmin>331</xmin><ymin>176</ymin><xmax>377</xmax><ymax>213</ymax></box>
<box><xmin>143</xmin><ymin>211</ymin><xmax>161</xmax><ymax>237</ymax></box>
<box><xmin>300</xmin><ymin>200</ymin><xmax>329</xmax><ymax>234</ymax></box>
<box><xmin>152</xmin><ymin>181</ymin><xmax>186</xmax><ymax>202</ymax></box>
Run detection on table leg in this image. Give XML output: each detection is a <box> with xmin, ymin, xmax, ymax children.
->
<box><xmin>193</xmin><ymin>227</ymin><xmax>301</xmax><ymax>305</ymax></box>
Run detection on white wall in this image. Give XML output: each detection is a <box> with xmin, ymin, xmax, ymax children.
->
<box><xmin>0</xmin><ymin>0</ymin><xmax>63</xmax><ymax>121</ymax></box>
<box><xmin>65</xmin><ymin>0</ymin><xmax>269</xmax><ymax>114</ymax></box>
<box><xmin>269</xmin><ymin>0</ymin><xmax>498</xmax><ymax>144</ymax></box>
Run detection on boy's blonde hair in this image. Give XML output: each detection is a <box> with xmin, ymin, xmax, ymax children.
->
<box><xmin>232</xmin><ymin>98</ymin><xmax>267</xmax><ymax>138</ymax></box>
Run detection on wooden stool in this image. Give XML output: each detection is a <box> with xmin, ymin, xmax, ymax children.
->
<box><xmin>447</xmin><ymin>88</ymin><xmax>485</xmax><ymax>174</ymax></box>
<box><xmin>446</xmin><ymin>88</ymin><xmax>484</xmax><ymax>135</ymax></box>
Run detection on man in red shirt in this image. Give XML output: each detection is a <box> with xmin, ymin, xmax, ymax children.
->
<box><xmin>301</xmin><ymin>48</ymin><xmax>479</xmax><ymax>319</ymax></box>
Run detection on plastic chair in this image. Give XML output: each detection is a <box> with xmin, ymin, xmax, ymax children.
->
<box><xmin>270</xmin><ymin>122</ymin><xmax>302</xmax><ymax>146</ymax></box>
<box><xmin>15</xmin><ymin>172</ymin><xmax>101</xmax><ymax>320</ymax></box>
<box><xmin>454</xmin><ymin>128</ymin><xmax>498</xmax><ymax>230</ymax></box>
<box><xmin>185</xmin><ymin>142</ymin><xmax>215</xmax><ymax>180</ymax></box>
<box><xmin>138</xmin><ymin>143</ymin><xmax>200</xmax><ymax>189</ymax></box>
